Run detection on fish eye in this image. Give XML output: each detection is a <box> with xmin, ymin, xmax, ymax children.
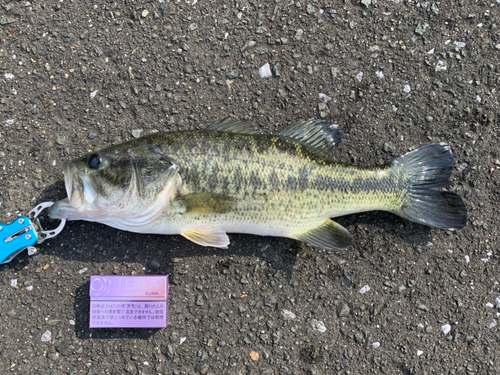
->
<box><xmin>88</xmin><ymin>154</ymin><xmax>101</xmax><ymax>169</ymax></box>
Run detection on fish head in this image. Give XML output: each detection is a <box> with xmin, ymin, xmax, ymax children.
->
<box><xmin>49</xmin><ymin>142</ymin><xmax>180</xmax><ymax>229</ymax></box>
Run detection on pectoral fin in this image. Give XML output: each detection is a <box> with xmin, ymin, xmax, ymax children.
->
<box><xmin>293</xmin><ymin>219</ymin><xmax>353</xmax><ymax>250</ymax></box>
<box><xmin>177</xmin><ymin>193</ymin><xmax>236</xmax><ymax>215</ymax></box>
<box><xmin>181</xmin><ymin>228</ymin><xmax>230</xmax><ymax>248</ymax></box>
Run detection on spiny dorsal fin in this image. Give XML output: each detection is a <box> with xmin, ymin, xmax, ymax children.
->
<box><xmin>176</xmin><ymin>193</ymin><xmax>236</xmax><ymax>215</ymax></box>
<box><xmin>293</xmin><ymin>219</ymin><xmax>353</xmax><ymax>250</ymax></box>
<box><xmin>207</xmin><ymin>118</ymin><xmax>262</xmax><ymax>134</ymax></box>
<box><xmin>276</xmin><ymin>119</ymin><xmax>342</xmax><ymax>153</ymax></box>
<box><xmin>181</xmin><ymin>227</ymin><xmax>230</xmax><ymax>248</ymax></box>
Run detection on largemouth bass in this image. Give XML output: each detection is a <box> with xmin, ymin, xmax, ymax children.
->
<box><xmin>49</xmin><ymin>119</ymin><xmax>467</xmax><ymax>250</ymax></box>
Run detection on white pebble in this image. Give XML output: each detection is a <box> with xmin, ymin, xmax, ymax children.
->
<box><xmin>447</xmin><ymin>249</ymin><xmax>453</xmax><ymax>253</ymax></box>
<box><xmin>372</xmin><ymin>342</ymin><xmax>380</xmax><ymax>349</ymax></box>
<box><xmin>319</xmin><ymin>93</ymin><xmax>331</xmax><ymax>103</ymax></box>
<box><xmin>78</xmin><ymin>267</ymin><xmax>88</xmax><ymax>274</ymax></box>
<box><xmin>312</xmin><ymin>319</ymin><xmax>327</xmax><ymax>333</ymax></box>
<box><xmin>143</xmin><ymin>361</ymin><xmax>149</xmax><ymax>366</ymax></box>
<box><xmin>359</xmin><ymin>285</ymin><xmax>371</xmax><ymax>294</ymax></box>
<box><xmin>417</xmin><ymin>350</ymin><xmax>423</xmax><ymax>356</ymax></box>
<box><xmin>10</xmin><ymin>279</ymin><xmax>17</xmax><ymax>287</ymax></box>
<box><xmin>11</xmin><ymin>87</ymin><xmax>17</xmax><ymax>95</ymax></box>
<box><xmin>69</xmin><ymin>320</ymin><xmax>75</xmax><ymax>325</ymax></box>
<box><xmin>41</xmin><ymin>330</ymin><xmax>52</xmax><ymax>342</ymax></box>
<box><xmin>477</xmin><ymin>23</ymin><xmax>483</xmax><ymax>28</ymax></box>
<box><xmin>281</xmin><ymin>309</ymin><xmax>297</xmax><ymax>321</ymax></box>
<box><xmin>435</xmin><ymin>60</ymin><xmax>447</xmax><ymax>72</ymax></box>
<box><xmin>427</xmin><ymin>48</ymin><xmax>435</xmax><ymax>54</ymax></box>
<box><xmin>403</xmin><ymin>84</ymin><xmax>411</xmax><ymax>93</ymax></box>
<box><xmin>441</xmin><ymin>324</ymin><xmax>452</xmax><ymax>335</ymax></box>
<box><xmin>5</xmin><ymin>119</ymin><xmax>15</xmax><ymax>125</ymax></box>
<box><xmin>454</xmin><ymin>41</ymin><xmax>466</xmax><ymax>48</ymax></box>
<box><xmin>258</xmin><ymin>63</ymin><xmax>272</xmax><ymax>78</ymax></box>
<box><xmin>496</xmin><ymin>296</ymin><xmax>500</xmax><ymax>309</ymax></box>
<box><xmin>445</xmin><ymin>39</ymin><xmax>451</xmax><ymax>45</ymax></box>
<box><xmin>465</xmin><ymin>255</ymin><xmax>470</xmax><ymax>263</ymax></box>
<box><xmin>489</xmin><ymin>320</ymin><xmax>498</xmax><ymax>329</ymax></box>
<box><xmin>392</xmin><ymin>105</ymin><xmax>398</xmax><ymax>112</ymax></box>
<box><xmin>4</xmin><ymin>73</ymin><xmax>14</xmax><ymax>80</ymax></box>
<box><xmin>375</xmin><ymin>70</ymin><xmax>384</xmax><ymax>79</ymax></box>
<box><xmin>26</xmin><ymin>285</ymin><xmax>33</xmax><ymax>291</ymax></box>
<box><xmin>180</xmin><ymin>337</ymin><xmax>186</xmax><ymax>345</ymax></box>
<box><xmin>237</xmin><ymin>12</ymin><xmax>242</xmax><ymax>19</ymax></box>
<box><xmin>476</xmin><ymin>95</ymin><xmax>482</xmax><ymax>103</ymax></box>
<box><xmin>356</xmin><ymin>72</ymin><xmax>363</xmax><ymax>82</ymax></box>
<box><xmin>52</xmin><ymin>160</ymin><xmax>57</xmax><ymax>167</ymax></box>
<box><xmin>90</xmin><ymin>90</ymin><xmax>99</xmax><ymax>99</ymax></box>
<box><xmin>426</xmin><ymin>241</ymin><xmax>433</xmax><ymax>247</ymax></box>
<box><xmin>457</xmin><ymin>163</ymin><xmax>468</xmax><ymax>172</ymax></box>
<box><xmin>486</xmin><ymin>302</ymin><xmax>494</xmax><ymax>308</ymax></box>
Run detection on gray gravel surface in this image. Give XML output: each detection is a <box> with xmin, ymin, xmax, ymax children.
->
<box><xmin>1</xmin><ymin>1</ymin><xmax>499</xmax><ymax>374</ymax></box>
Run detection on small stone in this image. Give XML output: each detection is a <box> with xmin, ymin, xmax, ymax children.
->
<box><xmin>48</xmin><ymin>352</ymin><xmax>60</xmax><ymax>361</ymax></box>
<box><xmin>359</xmin><ymin>285</ymin><xmax>371</xmax><ymax>294</ymax></box>
<box><xmin>88</xmin><ymin>133</ymin><xmax>97</xmax><ymax>139</ymax></box>
<box><xmin>255</xmin><ymin>46</ymin><xmax>268</xmax><ymax>55</ymax></box>
<box><xmin>372</xmin><ymin>342</ymin><xmax>380</xmax><ymax>349</ymax></box>
<box><xmin>259</xmin><ymin>63</ymin><xmax>272</xmax><ymax>78</ymax></box>
<box><xmin>383</xmin><ymin>142</ymin><xmax>394</xmax><ymax>153</ymax></box>
<box><xmin>312</xmin><ymin>319</ymin><xmax>327</xmax><ymax>333</ymax></box>
<box><xmin>41</xmin><ymin>330</ymin><xmax>52</xmax><ymax>342</ymax></box>
<box><xmin>417</xmin><ymin>304</ymin><xmax>428</xmax><ymax>312</ymax></box>
<box><xmin>265</xmin><ymin>297</ymin><xmax>277</xmax><ymax>307</ymax></box>
<box><xmin>255</xmin><ymin>26</ymin><xmax>266</xmax><ymax>34</ymax></box>
<box><xmin>141</xmin><ymin>9</ymin><xmax>149</xmax><ymax>18</ymax></box>
<box><xmin>196</xmin><ymin>295</ymin><xmax>204</xmax><ymax>306</ymax></box>
<box><xmin>415</xmin><ymin>22</ymin><xmax>429</xmax><ymax>35</ymax></box>
<box><xmin>55</xmin><ymin>135</ymin><xmax>67</xmax><ymax>145</ymax></box>
<box><xmin>249</xmin><ymin>351</ymin><xmax>259</xmax><ymax>361</ymax></box>
<box><xmin>131</xmin><ymin>129</ymin><xmax>143</xmax><ymax>138</ymax></box>
<box><xmin>45</xmin><ymin>63</ymin><xmax>51</xmax><ymax>71</ymax></box>
<box><xmin>188</xmin><ymin>23</ymin><xmax>198</xmax><ymax>31</ymax></box>
<box><xmin>0</xmin><ymin>16</ymin><xmax>16</xmax><ymax>25</ymax></box>
<box><xmin>361</xmin><ymin>0</ymin><xmax>372</xmax><ymax>7</ymax></box>
<box><xmin>294</xmin><ymin>29</ymin><xmax>304</xmax><ymax>41</ymax></box>
<box><xmin>281</xmin><ymin>309</ymin><xmax>296</xmax><ymax>321</ymax></box>
<box><xmin>425</xmin><ymin>116</ymin><xmax>433</xmax><ymax>123</ymax></box>
<box><xmin>306</xmin><ymin>4</ymin><xmax>317</xmax><ymax>14</ymax></box>
<box><xmin>226</xmin><ymin>71</ymin><xmax>238</xmax><ymax>79</ymax></box>
<box><xmin>339</xmin><ymin>304</ymin><xmax>350</xmax><ymax>317</ymax></box>
<box><xmin>442</xmin><ymin>324</ymin><xmax>452</xmax><ymax>335</ymax></box>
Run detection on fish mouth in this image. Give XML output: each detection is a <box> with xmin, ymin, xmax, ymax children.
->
<box><xmin>49</xmin><ymin>162</ymin><xmax>98</xmax><ymax>219</ymax></box>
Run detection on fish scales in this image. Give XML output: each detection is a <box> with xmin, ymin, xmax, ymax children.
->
<box><xmin>159</xmin><ymin>130</ymin><xmax>400</xmax><ymax>220</ymax></box>
<box><xmin>49</xmin><ymin>119</ymin><xmax>467</xmax><ymax>250</ymax></box>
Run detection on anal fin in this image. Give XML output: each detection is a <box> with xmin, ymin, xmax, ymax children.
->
<box><xmin>293</xmin><ymin>219</ymin><xmax>353</xmax><ymax>250</ymax></box>
<box><xmin>181</xmin><ymin>228</ymin><xmax>230</xmax><ymax>248</ymax></box>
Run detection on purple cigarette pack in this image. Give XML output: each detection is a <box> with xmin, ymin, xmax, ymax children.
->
<box><xmin>89</xmin><ymin>275</ymin><xmax>169</xmax><ymax>328</ymax></box>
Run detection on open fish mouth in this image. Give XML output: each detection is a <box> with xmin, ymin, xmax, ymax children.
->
<box><xmin>48</xmin><ymin>163</ymin><xmax>98</xmax><ymax>220</ymax></box>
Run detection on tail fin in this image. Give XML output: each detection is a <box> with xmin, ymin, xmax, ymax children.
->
<box><xmin>391</xmin><ymin>143</ymin><xmax>467</xmax><ymax>230</ymax></box>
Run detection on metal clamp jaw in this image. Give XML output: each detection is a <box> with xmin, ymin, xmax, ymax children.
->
<box><xmin>1</xmin><ymin>202</ymin><xmax>66</xmax><ymax>264</ymax></box>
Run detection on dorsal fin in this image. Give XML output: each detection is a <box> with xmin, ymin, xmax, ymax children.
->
<box><xmin>276</xmin><ymin>119</ymin><xmax>342</xmax><ymax>153</ymax></box>
<box><xmin>206</xmin><ymin>118</ymin><xmax>262</xmax><ymax>134</ymax></box>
